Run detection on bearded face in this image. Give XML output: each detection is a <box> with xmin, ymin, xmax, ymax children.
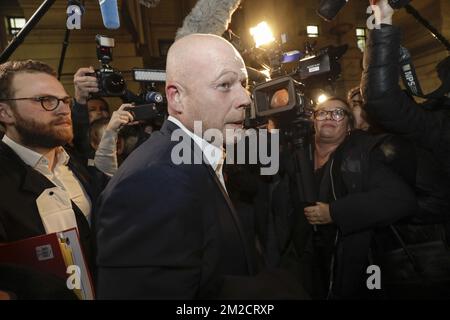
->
<box><xmin>12</xmin><ymin>108</ymin><xmax>73</xmax><ymax>148</ymax></box>
<box><xmin>2</xmin><ymin>72</ymin><xmax>74</xmax><ymax>149</ymax></box>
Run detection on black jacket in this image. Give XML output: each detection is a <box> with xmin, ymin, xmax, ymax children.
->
<box><xmin>323</xmin><ymin>131</ymin><xmax>417</xmax><ymax>298</ymax></box>
<box><xmin>95</xmin><ymin>120</ymin><xmax>307</xmax><ymax>299</ymax></box>
<box><xmin>71</xmin><ymin>100</ymin><xmax>92</xmax><ymax>163</ymax></box>
<box><xmin>361</xmin><ymin>24</ymin><xmax>450</xmax><ymax>180</ymax></box>
<box><xmin>261</xmin><ymin>131</ymin><xmax>417</xmax><ymax>299</ymax></box>
<box><xmin>0</xmin><ymin>141</ymin><xmax>107</xmax><ymax>270</ymax></box>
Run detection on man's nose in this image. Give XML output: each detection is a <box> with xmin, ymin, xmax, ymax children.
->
<box><xmin>55</xmin><ymin>100</ymin><xmax>71</xmax><ymax>114</ymax></box>
<box><xmin>237</xmin><ymin>87</ymin><xmax>252</xmax><ymax>109</ymax></box>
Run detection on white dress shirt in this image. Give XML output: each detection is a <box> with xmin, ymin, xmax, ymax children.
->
<box><xmin>168</xmin><ymin>116</ymin><xmax>227</xmax><ymax>193</ymax></box>
<box><xmin>2</xmin><ymin>135</ymin><xmax>92</xmax><ymax>234</ymax></box>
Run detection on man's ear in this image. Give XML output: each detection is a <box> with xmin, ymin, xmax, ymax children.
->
<box><xmin>166</xmin><ymin>82</ymin><xmax>184</xmax><ymax>114</ymax></box>
<box><xmin>0</xmin><ymin>103</ymin><xmax>15</xmax><ymax>125</ymax></box>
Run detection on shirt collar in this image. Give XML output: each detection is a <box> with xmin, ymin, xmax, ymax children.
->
<box><xmin>2</xmin><ymin>134</ymin><xmax>70</xmax><ymax>170</ymax></box>
<box><xmin>168</xmin><ymin>116</ymin><xmax>224</xmax><ymax>172</ymax></box>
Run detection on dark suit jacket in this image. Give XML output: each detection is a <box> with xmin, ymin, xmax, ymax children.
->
<box><xmin>0</xmin><ymin>141</ymin><xmax>103</xmax><ymax>261</ymax></box>
<box><xmin>95</xmin><ymin>120</ymin><xmax>265</xmax><ymax>299</ymax></box>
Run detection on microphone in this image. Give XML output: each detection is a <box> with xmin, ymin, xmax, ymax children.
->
<box><xmin>98</xmin><ymin>0</ymin><xmax>120</xmax><ymax>29</ymax></box>
<box><xmin>176</xmin><ymin>0</ymin><xmax>241</xmax><ymax>39</ymax></box>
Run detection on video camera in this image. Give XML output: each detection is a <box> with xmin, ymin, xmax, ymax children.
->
<box><xmin>247</xmin><ymin>37</ymin><xmax>348</xmax><ymax>141</ymax></box>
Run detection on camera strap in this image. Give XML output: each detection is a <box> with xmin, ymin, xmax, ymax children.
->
<box><xmin>399</xmin><ymin>46</ymin><xmax>425</xmax><ymax>97</ymax></box>
<box><xmin>399</xmin><ymin>46</ymin><xmax>450</xmax><ymax>100</ymax></box>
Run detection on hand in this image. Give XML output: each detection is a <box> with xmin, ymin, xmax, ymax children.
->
<box><xmin>74</xmin><ymin>67</ymin><xmax>99</xmax><ymax>104</ymax></box>
<box><xmin>304</xmin><ymin>202</ymin><xmax>333</xmax><ymax>225</ymax></box>
<box><xmin>370</xmin><ymin>0</ymin><xmax>394</xmax><ymax>25</ymax></box>
<box><xmin>106</xmin><ymin>104</ymin><xmax>136</xmax><ymax>132</ymax></box>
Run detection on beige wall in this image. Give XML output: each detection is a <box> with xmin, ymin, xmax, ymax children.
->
<box><xmin>0</xmin><ymin>0</ymin><xmax>447</xmax><ymax>104</ymax></box>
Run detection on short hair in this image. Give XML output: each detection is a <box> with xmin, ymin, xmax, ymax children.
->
<box><xmin>87</xmin><ymin>97</ymin><xmax>110</xmax><ymax>112</ymax></box>
<box><xmin>89</xmin><ymin>117</ymin><xmax>110</xmax><ymax>148</ymax></box>
<box><xmin>0</xmin><ymin>60</ymin><xmax>56</xmax><ymax>100</ymax></box>
<box><xmin>315</xmin><ymin>96</ymin><xmax>355</xmax><ymax>129</ymax></box>
<box><xmin>347</xmin><ymin>86</ymin><xmax>361</xmax><ymax>106</ymax></box>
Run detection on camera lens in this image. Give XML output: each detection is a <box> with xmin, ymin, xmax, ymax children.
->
<box><xmin>103</xmin><ymin>72</ymin><xmax>126</xmax><ymax>96</ymax></box>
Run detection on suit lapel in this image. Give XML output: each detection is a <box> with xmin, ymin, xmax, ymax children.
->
<box><xmin>0</xmin><ymin>142</ymin><xmax>55</xmax><ymax>196</ymax></box>
<box><xmin>205</xmin><ymin>163</ymin><xmax>256</xmax><ymax>273</ymax></box>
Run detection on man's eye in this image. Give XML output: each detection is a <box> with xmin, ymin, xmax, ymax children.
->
<box><xmin>218</xmin><ymin>82</ymin><xmax>231</xmax><ymax>90</ymax></box>
<box><xmin>39</xmin><ymin>96</ymin><xmax>54</xmax><ymax>103</ymax></box>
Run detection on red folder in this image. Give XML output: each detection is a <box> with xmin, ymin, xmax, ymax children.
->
<box><xmin>0</xmin><ymin>228</ymin><xmax>94</xmax><ymax>300</ymax></box>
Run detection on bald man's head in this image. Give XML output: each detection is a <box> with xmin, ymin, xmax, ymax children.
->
<box><xmin>166</xmin><ymin>34</ymin><xmax>240</xmax><ymax>86</ymax></box>
<box><xmin>165</xmin><ymin>34</ymin><xmax>251</xmax><ymax>144</ymax></box>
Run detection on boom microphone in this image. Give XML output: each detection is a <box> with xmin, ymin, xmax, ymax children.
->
<box><xmin>98</xmin><ymin>0</ymin><xmax>120</xmax><ymax>29</ymax></box>
<box><xmin>176</xmin><ymin>0</ymin><xmax>241</xmax><ymax>39</ymax></box>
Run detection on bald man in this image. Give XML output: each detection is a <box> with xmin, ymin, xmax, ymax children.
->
<box><xmin>95</xmin><ymin>34</ymin><xmax>266</xmax><ymax>299</ymax></box>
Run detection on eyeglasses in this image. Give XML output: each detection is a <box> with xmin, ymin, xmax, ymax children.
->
<box><xmin>313</xmin><ymin>108</ymin><xmax>348</xmax><ymax>122</ymax></box>
<box><xmin>0</xmin><ymin>96</ymin><xmax>73</xmax><ymax>111</ymax></box>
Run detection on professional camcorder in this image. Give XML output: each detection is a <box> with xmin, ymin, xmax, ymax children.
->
<box><xmin>247</xmin><ymin>38</ymin><xmax>347</xmax><ymax>135</ymax></box>
<box><xmin>241</xmin><ymin>35</ymin><xmax>342</xmax><ymax>213</ymax></box>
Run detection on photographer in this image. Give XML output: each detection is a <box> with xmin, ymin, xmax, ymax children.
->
<box><xmin>361</xmin><ymin>0</ymin><xmax>450</xmax><ymax>180</ymax></box>
<box><xmin>71</xmin><ymin>67</ymin><xmax>110</xmax><ymax>162</ymax></box>
<box><xmin>361</xmin><ymin>0</ymin><xmax>450</xmax><ymax>297</ymax></box>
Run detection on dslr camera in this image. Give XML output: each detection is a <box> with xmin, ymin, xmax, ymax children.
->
<box><xmin>88</xmin><ymin>35</ymin><xmax>126</xmax><ymax>97</ymax></box>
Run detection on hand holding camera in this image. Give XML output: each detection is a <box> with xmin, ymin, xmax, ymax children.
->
<box><xmin>74</xmin><ymin>67</ymin><xmax>99</xmax><ymax>104</ymax></box>
<box><xmin>86</xmin><ymin>35</ymin><xmax>126</xmax><ymax>97</ymax></box>
<box><xmin>106</xmin><ymin>104</ymin><xmax>136</xmax><ymax>133</ymax></box>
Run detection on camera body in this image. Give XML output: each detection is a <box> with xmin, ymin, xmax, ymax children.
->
<box><xmin>249</xmin><ymin>44</ymin><xmax>346</xmax><ymax>132</ymax></box>
<box><xmin>88</xmin><ymin>35</ymin><xmax>126</xmax><ymax>97</ymax></box>
<box><xmin>120</xmin><ymin>68</ymin><xmax>168</xmax><ymax>123</ymax></box>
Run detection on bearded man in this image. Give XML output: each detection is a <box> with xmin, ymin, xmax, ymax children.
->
<box><xmin>0</xmin><ymin>60</ymin><xmax>103</xmax><ymax>262</ymax></box>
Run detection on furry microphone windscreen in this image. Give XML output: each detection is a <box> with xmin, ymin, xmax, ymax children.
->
<box><xmin>176</xmin><ymin>0</ymin><xmax>241</xmax><ymax>40</ymax></box>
